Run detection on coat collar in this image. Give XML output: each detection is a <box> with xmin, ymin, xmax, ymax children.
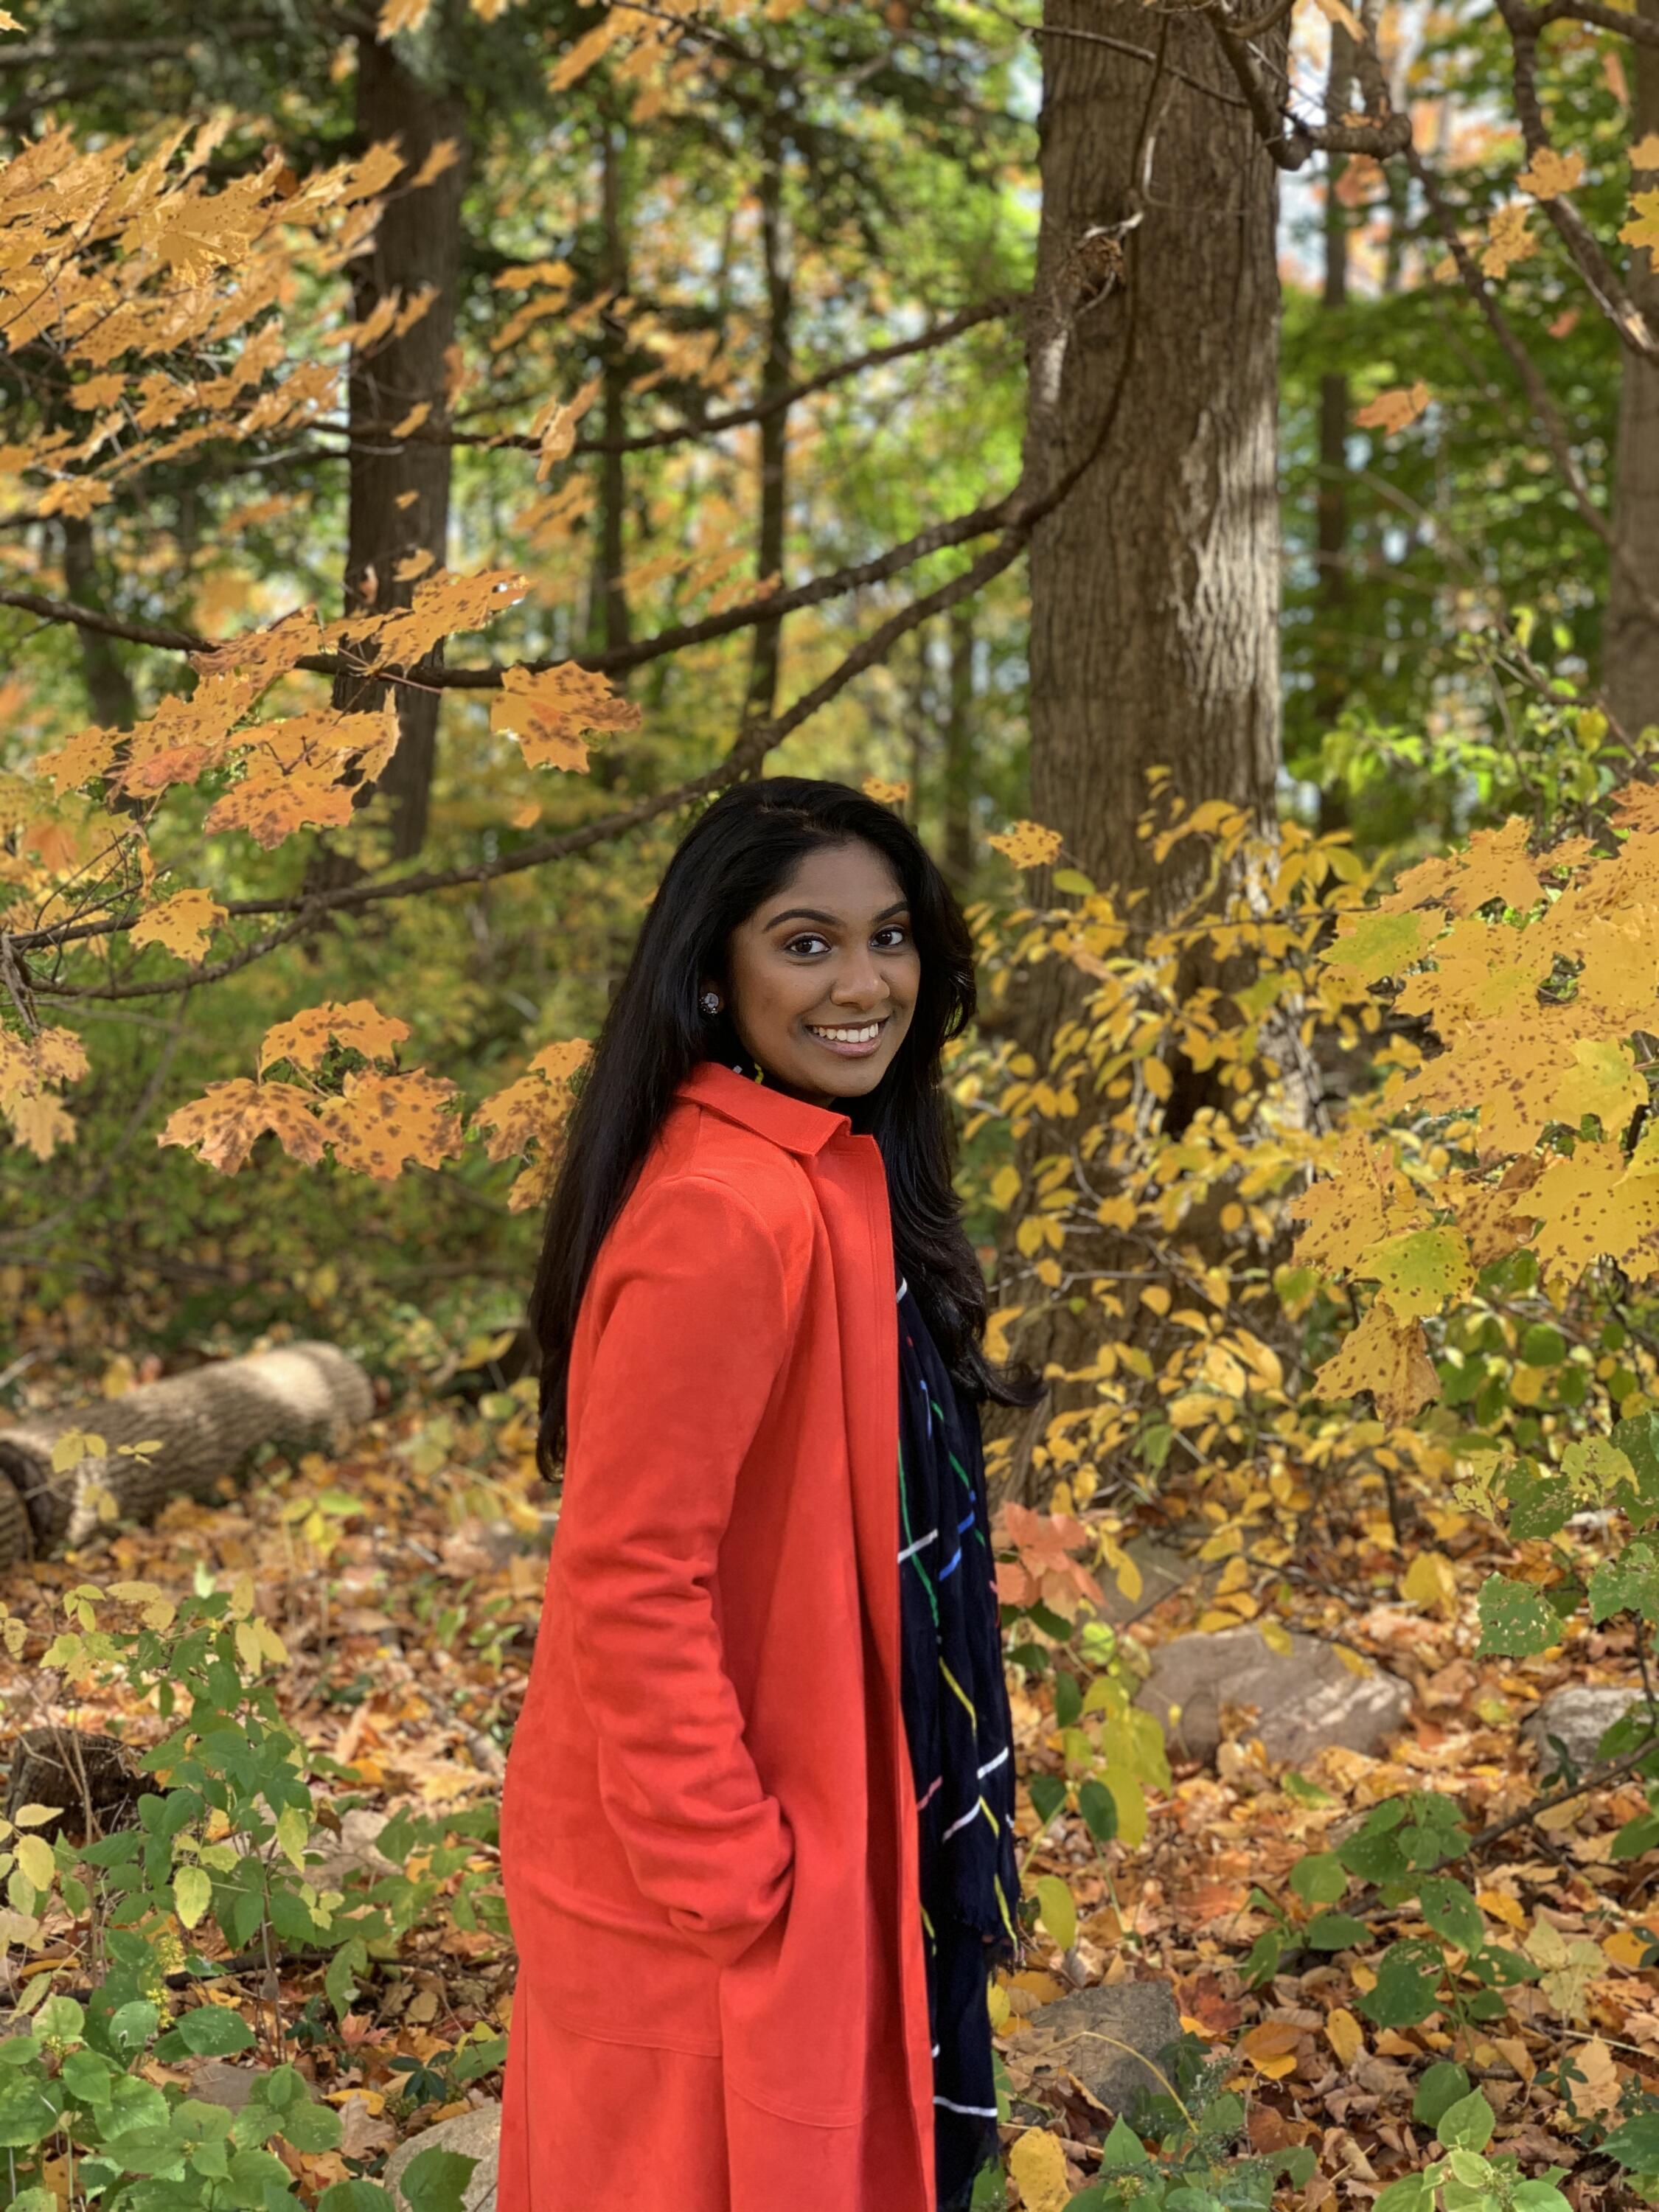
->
<box><xmin>672</xmin><ymin>1057</ymin><xmax>854</xmax><ymax>1157</ymax></box>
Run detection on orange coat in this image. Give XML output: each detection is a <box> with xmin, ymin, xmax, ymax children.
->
<box><xmin>497</xmin><ymin>1058</ymin><xmax>935</xmax><ymax>2212</ymax></box>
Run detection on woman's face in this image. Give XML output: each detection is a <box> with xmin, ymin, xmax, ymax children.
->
<box><xmin>714</xmin><ymin>840</ymin><xmax>922</xmax><ymax>1109</ymax></box>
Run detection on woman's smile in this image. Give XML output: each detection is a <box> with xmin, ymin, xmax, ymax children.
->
<box><xmin>802</xmin><ymin>1014</ymin><xmax>890</xmax><ymax>1058</ymax></box>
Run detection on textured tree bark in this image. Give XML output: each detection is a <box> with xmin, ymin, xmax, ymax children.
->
<box><xmin>1314</xmin><ymin>29</ymin><xmax>1354</xmax><ymax>776</ymax></box>
<box><xmin>1607</xmin><ymin>0</ymin><xmax>1659</xmax><ymax>745</ymax></box>
<box><xmin>1022</xmin><ymin>1</ymin><xmax>1283</xmax><ymax>912</ymax></box>
<box><xmin>988</xmin><ymin>3</ymin><xmax>1291</xmax><ymax>1488</ymax></box>
<box><xmin>326</xmin><ymin>32</ymin><xmax>468</xmax><ymax>868</ymax></box>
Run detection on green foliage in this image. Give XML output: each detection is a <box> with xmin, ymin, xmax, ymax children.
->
<box><xmin>0</xmin><ymin>1573</ymin><xmax>500</xmax><ymax>2208</ymax></box>
<box><xmin>1061</xmin><ymin>2037</ymin><xmax>1314</xmax><ymax>2212</ymax></box>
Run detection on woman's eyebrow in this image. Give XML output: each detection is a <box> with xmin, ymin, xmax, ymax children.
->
<box><xmin>763</xmin><ymin>899</ymin><xmax>911</xmax><ymax>931</ymax></box>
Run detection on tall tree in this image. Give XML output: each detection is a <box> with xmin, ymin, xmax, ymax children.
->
<box><xmin>328</xmin><ymin>30</ymin><xmax>468</xmax><ymax>868</ymax></box>
<box><xmin>1607</xmin><ymin>0</ymin><xmax>1659</xmax><ymax>746</ymax></box>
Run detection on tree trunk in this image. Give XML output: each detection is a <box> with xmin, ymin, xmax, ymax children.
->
<box><xmin>0</xmin><ymin>1342</ymin><xmax>374</xmax><ymax>1562</ymax></box>
<box><xmin>1607</xmin><ymin>0</ymin><xmax>1659</xmax><ymax>745</ymax></box>
<box><xmin>591</xmin><ymin>116</ymin><xmax>632</xmax><ymax>662</ymax></box>
<box><xmin>990</xmin><ymin>2</ymin><xmax>1290</xmax><ymax>1484</ymax></box>
<box><xmin>744</xmin><ymin>114</ymin><xmax>792</xmax><ymax>723</ymax></box>
<box><xmin>1314</xmin><ymin>28</ymin><xmax>1354</xmax><ymax>779</ymax></box>
<box><xmin>327</xmin><ymin>32</ymin><xmax>467</xmax><ymax>866</ymax></box>
<box><xmin>942</xmin><ymin>597</ymin><xmax>976</xmax><ymax>892</ymax></box>
<box><xmin>61</xmin><ymin>515</ymin><xmax>136</xmax><ymax>731</ymax></box>
<box><xmin>1021</xmin><ymin>1</ymin><xmax>1283</xmax><ymax>915</ymax></box>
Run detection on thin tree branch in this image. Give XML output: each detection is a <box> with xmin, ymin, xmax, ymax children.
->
<box><xmin>313</xmin><ymin>293</ymin><xmax>1026</xmax><ymax>460</ymax></box>
<box><xmin>1499</xmin><ymin>0</ymin><xmax>1659</xmax><ymax>363</ymax></box>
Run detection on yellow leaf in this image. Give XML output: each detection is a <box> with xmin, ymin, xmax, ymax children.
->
<box><xmin>130</xmin><ymin>888</ymin><xmax>227</xmax><ymax>966</ymax></box>
<box><xmin>1106</xmin><ymin>1772</ymin><xmax>1147</xmax><ymax>1851</ymax></box>
<box><xmin>1326</xmin><ymin>2007</ymin><xmax>1365</xmax><ymax>2068</ymax></box>
<box><xmin>0</xmin><ymin>13</ymin><xmax>24</xmax><ymax>29</ymax></box>
<box><xmin>1401</xmin><ymin>1551</ymin><xmax>1459</xmax><ymax>1616</ymax></box>
<box><xmin>1259</xmin><ymin>1619</ymin><xmax>1293</xmax><ymax>1658</ymax></box>
<box><xmin>378</xmin><ymin>0</ymin><xmax>434</xmax><ymax>31</ymax></box>
<box><xmin>1517</xmin><ymin>146</ymin><xmax>1585</xmax><ymax>200</ymax></box>
<box><xmin>1602</xmin><ymin>1926</ymin><xmax>1650</xmax><ymax>1968</ymax></box>
<box><xmin>174</xmin><ymin>1866</ymin><xmax>212</xmax><ymax>1930</ymax></box>
<box><xmin>1034</xmin><ymin>1875</ymin><xmax>1077</xmax><ymax>1953</ymax></box>
<box><xmin>1478</xmin><ymin>1888</ymin><xmax>1527</xmax><ymax>1930</ymax></box>
<box><xmin>14</xmin><ymin>1835</ymin><xmax>54</xmax><ymax>1892</ymax></box>
<box><xmin>1140</xmin><ymin>1284</ymin><xmax>1171</xmax><ymax>1317</ymax></box>
<box><xmin>987</xmin><ymin>819</ymin><xmax>1064</xmax><ymax>871</ymax></box>
<box><xmin>1333</xmin><ymin>1644</ymin><xmax>1370</xmax><ymax>1676</ymax></box>
<box><xmin>1007</xmin><ymin>2127</ymin><xmax>1071</xmax><ymax>2212</ymax></box>
<box><xmin>1634</xmin><ymin>132</ymin><xmax>1659</xmax><ymax>170</ymax></box>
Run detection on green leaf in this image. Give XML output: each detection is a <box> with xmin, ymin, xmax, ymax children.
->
<box><xmin>1359</xmin><ymin>1941</ymin><xmax>1441</xmax><ymax>2029</ymax></box>
<box><xmin>1600</xmin><ymin>2114</ymin><xmax>1659</xmax><ymax>2168</ymax></box>
<box><xmin>1474</xmin><ymin>1575</ymin><xmax>1560</xmax><ymax>1657</ymax></box>
<box><xmin>452</xmin><ymin>2034</ymin><xmax>507</xmax><ymax>2086</ymax></box>
<box><xmin>1373</xmin><ymin>2177</ymin><xmax>1435</xmax><ymax>2212</ymax></box>
<box><xmin>174</xmin><ymin>2006</ymin><xmax>256</xmax><ymax>2057</ymax></box>
<box><xmin>327</xmin><ymin>1938</ymin><xmax>369</xmax><ymax>2022</ymax></box>
<box><xmin>1076</xmin><ymin>1779</ymin><xmax>1118</xmax><ymax>1848</ymax></box>
<box><xmin>1326</xmin><ymin>908</ymin><xmax>1436</xmax><ymax>984</ymax></box>
<box><xmin>1419</xmin><ymin>1876</ymin><xmax>1483</xmax><ymax>1952</ymax></box>
<box><xmin>1099</xmin><ymin>2118</ymin><xmax>1151</xmax><ymax>2172</ymax></box>
<box><xmin>1519</xmin><ymin>1324</ymin><xmax>1566</xmax><ymax>1367</ymax></box>
<box><xmin>1412</xmin><ymin>2061</ymin><xmax>1470</xmax><ymax>2128</ymax></box>
<box><xmin>318</xmin><ymin>2185</ymin><xmax>397</xmax><ymax>2212</ymax></box>
<box><xmin>1366</xmin><ymin>1228</ymin><xmax>1475</xmax><ymax>1322</ymax></box>
<box><xmin>1290</xmin><ymin>1853</ymin><xmax>1347</xmax><ymax>1907</ymax></box>
<box><xmin>1029</xmin><ymin>1775</ymin><xmax>1066</xmax><ymax>1829</ymax></box>
<box><xmin>1504</xmin><ymin>1466</ymin><xmax>1576</xmax><ymax>1542</ymax></box>
<box><xmin>1512</xmin><ymin>2186</ymin><xmax>1572</xmax><ymax>2212</ymax></box>
<box><xmin>275</xmin><ymin>1805</ymin><xmax>310</xmax><ymax>1871</ymax></box>
<box><xmin>1305</xmin><ymin>1911</ymin><xmax>1370</xmax><ymax>1950</ymax></box>
<box><xmin>400</xmin><ymin>2146</ymin><xmax>479</xmax><ymax>2212</ymax></box>
<box><xmin>1589</xmin><ymin>1542</ymin><xmax>1659</xmax><ymax>1624</ymax></box>
<box><xmin>276</xmin><ymin>2096</ymin><xmax>342</xmax><ymax>2154</ymax></box>
<box><xmin>1436</xmin><ymin>2090</ymin><xmax>1496</xmax><ymax>2152</ymax></box>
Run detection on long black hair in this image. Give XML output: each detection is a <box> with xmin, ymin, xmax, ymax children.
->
<box><xmin>526</xmin><ymin>776</ymin><xmax>1044</xmax><ymax>1478</ymax></box>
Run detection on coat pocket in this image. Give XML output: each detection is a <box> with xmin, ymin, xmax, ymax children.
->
<box><xmin>507</xmin><ymin>1867</ymin><xmax>726</xmax><ymax>2058</ymax></box>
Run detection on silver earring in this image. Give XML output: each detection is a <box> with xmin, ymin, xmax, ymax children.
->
<box><xmin>700</xmin><ymin>991</ymin><xmax>721</xmax><ymax>1015</ymax></box>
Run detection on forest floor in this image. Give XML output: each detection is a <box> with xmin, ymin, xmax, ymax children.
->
<box><xmin>0</xmin><ymin>1377</ymin><xmax>1655</xmax><ymax>2209</ymax></box>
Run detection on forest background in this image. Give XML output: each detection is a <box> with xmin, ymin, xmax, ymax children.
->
<box><xmin>4</xmin><ymin>0</ymin><xmax>1659</xmax><ymax>2207</ymax></box>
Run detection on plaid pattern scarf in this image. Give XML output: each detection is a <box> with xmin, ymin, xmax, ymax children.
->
<box><xmin>895</xmin><ymin>1274</ymin><xmax>1025</xmax><ymax>2211</ymax></box>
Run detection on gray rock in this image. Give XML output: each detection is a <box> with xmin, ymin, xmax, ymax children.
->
<box><xmin>1523</xmin><ymin>1686</ymin><xmax>1654</xmax><ymax>1773</ymax></box>
<box><xmin>384</xmin><ymin>2103</ymin><xmax>501</xmax><ymax>2212</ymax></box>
<box><xmin>1135</xmin><ymin>1626</ymin><xmax>1412</xmax><ymax>1767</ymax></box>
<box><xmin>1023</xmin><ymin>1981</ymin><xmax>1184</xmax><ymax>2113</ymax></box>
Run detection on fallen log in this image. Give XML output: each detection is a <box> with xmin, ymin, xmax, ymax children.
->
<box><xmin>0</xmin><ymin>1341</ymin><xmax>375</xmax><ymax>1566</ymax></box>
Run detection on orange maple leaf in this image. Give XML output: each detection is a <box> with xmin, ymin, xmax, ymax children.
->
<box><xmin>158</xmin><ymin>1079</ymin><xmax>326</xmax><ymax>1174</ymax></box>
<box><xmin>490</xmin><ymin>663</ymin><xmax>640</xmax><ymax>773</ymax></box>
<box><xmin>316</xmin><ymin>1069</ymin><xmax>465</xmax><ymax>1180</ymax></box>
<box><xmin>259</xmin><ymin>999</ymin><xmax>411</xmax><ymax>1075</ymax></box>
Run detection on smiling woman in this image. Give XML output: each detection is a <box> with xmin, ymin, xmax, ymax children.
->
<box><xmin>499</xmin><ymin>776</ymin><xmax>1043</xmax><ymax>2212</ymax></box>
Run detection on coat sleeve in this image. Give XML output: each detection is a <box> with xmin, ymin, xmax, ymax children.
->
<box><xmin>553</xmin><ymin>1169</ymin><xmax>801</xmax><ymax>1969</ymax></box>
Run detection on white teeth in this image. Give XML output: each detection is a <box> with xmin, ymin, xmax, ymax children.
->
<box><xmin>808</xmin><ymin>1021</ymin><xmax>883</xmax><ymax>1043</ymax></box>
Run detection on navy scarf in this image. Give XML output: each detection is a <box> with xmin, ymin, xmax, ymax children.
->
<box><xmin>895</xmin><ymin>1275</ymin><xmax>1024</xmax><ymax>2212</ymax></box>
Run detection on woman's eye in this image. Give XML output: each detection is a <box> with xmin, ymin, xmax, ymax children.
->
<box><xmin>785</xmin><ymin>933</ymin><xmax>830</xmax><ymax>957</ymax></box>
<box><xmin>875</xmin><ymin>925</ymin><xmax>910</xmax><ymax>950</ymax></box>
